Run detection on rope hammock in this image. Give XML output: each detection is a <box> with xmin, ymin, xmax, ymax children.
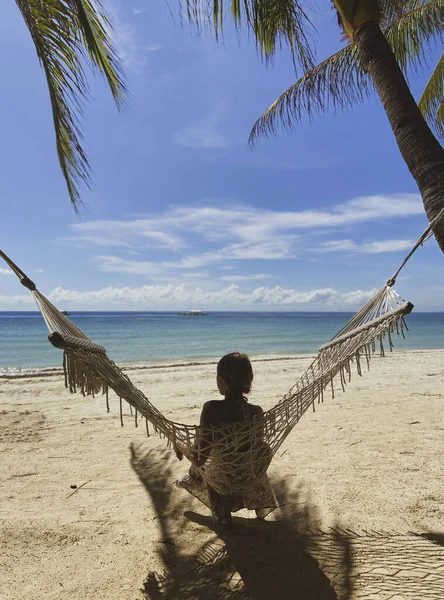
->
<box><xmin>0</xmin><ymin>214</ymin><xmax>440</xmax><ymax>498</ymax></box>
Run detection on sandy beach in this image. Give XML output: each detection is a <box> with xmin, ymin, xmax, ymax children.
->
<box><xmin>1</xmin><ymin>350</ymin><xmax>443</xmax><ymax>599</ymax></box>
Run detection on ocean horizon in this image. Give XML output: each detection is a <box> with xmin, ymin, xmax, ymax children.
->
<box><xmin>1</xmin><ymin>310</ymin><xmax>444</xmax><ymax>376</ymax></box>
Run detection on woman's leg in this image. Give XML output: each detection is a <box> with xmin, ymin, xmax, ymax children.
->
<box><xmin>207</xmin><ymin>485</ymin><xmax>232</xmax><ymax>524</ymax></box>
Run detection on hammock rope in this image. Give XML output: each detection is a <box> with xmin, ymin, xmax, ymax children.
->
<box><xmin>1</xmin><ymin>215</ymin><xmax>437</xmax><ymax>497</ymax></box>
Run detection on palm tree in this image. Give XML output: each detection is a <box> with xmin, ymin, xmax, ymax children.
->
<box><xmin>250</xmin><ymin>1</ymin><xmax>443</xmax><ymax>142</ymax></box>
<box><xmin>186</xmin><ymin>0</ymin><xmax>444</xmax><ymax>252</ymax></box>
<box><xmin>15</xmin><ymin>0</ymin><xmax>126</xmax><ymax>210</ymax></box>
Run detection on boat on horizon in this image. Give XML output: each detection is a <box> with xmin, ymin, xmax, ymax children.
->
<box><xmin>179</xmin><ymin>309</ymin><xmax>206</xmax><ymax>316</ymax></box>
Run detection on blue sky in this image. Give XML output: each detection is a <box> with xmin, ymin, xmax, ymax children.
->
<box><xmin>0</xmin><ymin>1</ymin><xmax>443</xmax><ymax>311</ymax></box>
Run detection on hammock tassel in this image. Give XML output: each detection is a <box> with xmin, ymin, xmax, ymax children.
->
<box><xmin>171</xmin><ymin>424</ymin><xmax>177</xmax><ymax>453</ymax></box>
<box><xmin>356</xmin><ymin>350</ymin><xmax>362</xmax><ymax>376</ymax></box>
<box><xmin>62</xmin><ymin>351</ymin><xmax>103</xmax><ymax>397</ymax></box>
<box><xmin>63</xmin><ymin>351</ymin><xmax>68</xmax><ymax>389</ymax></box>
<box><xmin>339</xmin><ymin>364</ymin><xmax>346</xmax><ymax>393</ymax></box>
<box><xmin>401</xmin><ymin>316</ymin><xmax>409</xmax><ymax>336</ymax></box>
<box><xmin>105</xmin><ymin>384</ymin><xmax>110</xmax><ymax>413</ymax></box>
<box><xmin>119</xmin><ymin>397</ymin><xmax>124</xmax><ymax>426</ymax></box>
<box><xmin>388</xmin><ymin>329</ymin><xmax>393</xmax><ymax>352</ymax></box>
<box><xmin>364</xmin><ymin>345</ymin><xmax>370</xmax><ymax>370</ymax></box>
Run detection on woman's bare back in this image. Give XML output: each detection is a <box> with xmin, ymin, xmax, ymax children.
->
<box><xmin>200</xmin><ymin>399</ymin><xmax>263</xmax><ymax>428</ymax></box>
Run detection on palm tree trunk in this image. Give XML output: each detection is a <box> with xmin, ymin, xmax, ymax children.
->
<box><xmin>354</xmin><ymin>21</ymin><xmax>444</xmax><ymax>253</ymax></box>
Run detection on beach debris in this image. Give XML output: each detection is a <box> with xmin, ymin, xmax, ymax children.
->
<box><xmin>66</xmin><ymin>480</ymin><xmax>92</xmax><ymax>499</ymax></box>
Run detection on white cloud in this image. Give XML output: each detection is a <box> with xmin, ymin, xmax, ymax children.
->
<box><xmin>317</xmin><ymin>239</ymin><xmax>414</xmax><ymax>254</ymax></box>
<box><xmin>69</xmin><ymin>219</ymin><xmax>185</xmax><ymax>250</ymax></box>
<box><xmin>179</xmin><ymin>271</ymin><xmax>209</xmax><ymax>280</ymax></box>
<box><xmin>174</xmin><ymin>102</ymin><xmax>228</xmax><ymax>149</ymax></box>
<box><xmin>93</xmin><ymin>238</ymin><xmax>295</xmax><ymax>275</ymax></box>
<box><xmin>0</xmin><ymin>294</ymin><xmax>33</xmax><ymax>304</ymax></box>
<box><xmin>219</xmin><ymin>273</ymin><xmax>271</xmax><ymax>281</ymax></box>
<box><xmin>0</xmin><ymin>268</ymin><xmax>12</xmax><ymax>275</ymax></box>
<box><xmin>67</xmin><ymin>194</ymin><xmax>422</xmax><ymax>279</ymax></box>
<box><xmin>173</xmin><ymin>127</ymin><xmax>227</xmax><ymax>149</ymax></box>
<box><xmin>0</xmin><ymin>283</ymin><xmax>380</xmax><ymax>310</ymax></box>
<box><xmin>69</xmin><ymin>193</ymin><xmax>422</xmax><ymax>251</ymax></box>
<box><xmin>175</xmin><ymin>239</ymin><xmax>295</xmax><ymax>269</ymax></box>
<box><xmin>229</xmin><ymin>194</ymin><xmax>423</xmax><ymax>241</ymax></box>
<box><xmin>97</xmin><ymin>255</ymin><xmax>160</xmax><ymax>275</ymax></box>
<box><xmin>39</xmin><ymin>284</ymin><xmax>379</xmax><ymax>310</ymax></box>
<box><xmin>104</xmin><ymin>1</ymin><xmax>147</xmax><ymax>69</ymax></box>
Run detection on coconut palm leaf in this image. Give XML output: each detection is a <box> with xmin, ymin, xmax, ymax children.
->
<box><xmin>184</xmin><ymin>0</ymin><xmax>315</xmax><ymax>71</ymax></box>
<box><xmin>250</xmin><ymin>0</ymin><xmax>444</xmax><ymax>144</ymax></box>
<box><xmin>418</xmin><ymin>53</ymin><xmax>444</xmax><ymax>138</ymax></box>
<box><xmin>389</xmin><ymin>0</ymin><xmax>444</xmax><ymax>72</ymax></box>
<box><xmin>71</xmin><ymin>0</ymin><xmax>126</xmax><ymax>106</ymax></box>
<box><xmin>16</xmin><ymin>0</ymin><xmax>126</xmax><ymax>210</ymax></box>
<box><xmin>249</xmin><ymin>44</ymin><xmax>370</xmax><ymax>141</ymax></box>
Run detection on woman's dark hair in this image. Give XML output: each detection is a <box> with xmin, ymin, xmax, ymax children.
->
<box><xmin>217</xmin><ymin>352</ymin><xmax>253</xmax><ymax>405</ymax></box>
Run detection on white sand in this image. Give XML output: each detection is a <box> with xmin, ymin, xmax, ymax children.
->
<box><xmin>1</xmin><ymin>351</ymin><xmax>443</xmax><ymax>599</ymax></box>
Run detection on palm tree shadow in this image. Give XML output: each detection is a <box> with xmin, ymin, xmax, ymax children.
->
<box><xmin>414</xmin><ymin>531</ymin><xmax>444</xmax><ymax>546</ymax></box>
<box><xmin>130</xmin><ymin>442</ymin><xmax>352</xmax><ymax>600</ymax></box>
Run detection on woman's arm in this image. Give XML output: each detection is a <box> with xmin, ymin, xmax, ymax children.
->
<box><xmin>175</xmin><ymin>403</ymin><xmax>214</xmax><ymax>467</ymax></box>
<box><xmin>191</xmin><ymin>403</ymin><xmax>214</xmax><ymax>466</ymax></box>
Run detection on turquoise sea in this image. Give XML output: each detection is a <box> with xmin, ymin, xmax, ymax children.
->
<box><xmin>1</xmin><ymin>311</ymin><xmax>444</xmax><ymax>376</ymax></box>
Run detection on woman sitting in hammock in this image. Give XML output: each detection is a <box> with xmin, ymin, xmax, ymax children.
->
<box><xmin>175</xmin><ymin>352</ymin><xmax>276</xmax><ymax>524</ymax></box>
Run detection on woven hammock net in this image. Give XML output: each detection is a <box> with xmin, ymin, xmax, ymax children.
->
<box><xmin>0</xmin><ymin>250</ymin><xmax>413</xmax><ymax>497</ymax></box>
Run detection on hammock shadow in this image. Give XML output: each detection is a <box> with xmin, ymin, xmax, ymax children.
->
<box><xmin>131</xmin><ymin>444</ymin><xmax>444</xmax><ymax>599</ymax></box>
<box><xmin>182</xmin><ymin>511</ymin><xmax>343</xmax><ymax>600</ymax></box>
<box><xmin>130</xmin><ymin>442</ymin><xmax>351</xmax><ymax>600</ymax></box>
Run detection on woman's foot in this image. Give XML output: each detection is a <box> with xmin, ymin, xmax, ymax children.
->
<box><xmin>212</xmin><ymin>510</ymin><xmax>232</xmax><ymax>525</ymax></box>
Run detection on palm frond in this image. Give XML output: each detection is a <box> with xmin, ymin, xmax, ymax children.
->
<box><xmin>250</xmin><ymin>0</ymin><xmax>444</xmax><ymax>143</ymax></box>
<box><xmin>379</xmin><ymin>0</ymin><xmax>423</xmax><ymax>25</ymax></box>
<box><xmin>418</xmin><ymin>53</ymin><xmax>444</xmax><ymax>138</ymax></box>
<box><xmin>388</xmin><ymin>0</ymin><xmax>444</xmax><ymax>72</ymax></box>
<box><xmin>72</xmin><ymin>0</ymin><xmax>127</xmax><ymax>108</ymax></box>
<box><xmin>184</xmin><ymin>0</ymin><xmax>315</xmax><ymax>71</ymax></box>
<box><xmin>16</xmin><ymin>0</ymin><xmax>126</xmax><ymax>210</ymax></box>
<box><xmin>249</xmin><ymin>44</ymin><xmax>370</xmax><ymax>143</ymax></box>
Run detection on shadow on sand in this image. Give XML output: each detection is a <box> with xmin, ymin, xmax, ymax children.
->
<box><xmin>130</xmin><ymin>443</ymin><xmax>444</xmax><ymax>600</ymax></box>
<box><xmin>130</xmin><ymin>443</ymin><xmax>349</xmax><ymax>599</ymax></box>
